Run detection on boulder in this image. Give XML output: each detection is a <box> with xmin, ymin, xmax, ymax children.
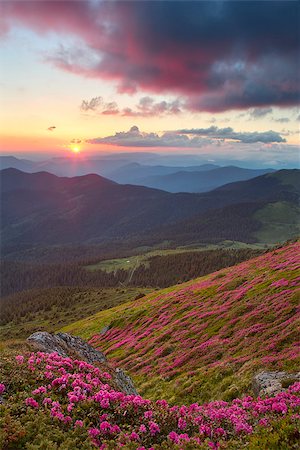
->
<box><xmin>27</xmin><ymin>331</ymin><xmax>137</xmax><ymax>395</ymax></box>
<box><xmin>27</xmin><ymin>331</ymin><xmax>107</xmax><ymax>363</ymax></box>
<box><xmin>253</xmin><ymin>371</ymin><xmax>300</xmax><ymax>397</ymax></box>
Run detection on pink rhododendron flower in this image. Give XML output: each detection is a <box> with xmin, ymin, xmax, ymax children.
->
<box><xmin>15</xmin><ymin>355</ymin><xmax>24</xmax><ymax>364</ymax></box>
<box><xmin>25</xmin><ymin>397</ymin><xmax>39</xmax><ymax>408</ymax></box>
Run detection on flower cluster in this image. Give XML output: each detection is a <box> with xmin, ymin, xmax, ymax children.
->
<box><xmin>3</xmin><ymin>351</ymin><xmax>299</xmax><ymax>449</ymax></box>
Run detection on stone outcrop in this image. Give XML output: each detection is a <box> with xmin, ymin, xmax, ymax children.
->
<box><xmin>27</xmin><ymin>331</ymin><xmax>137</xmax><ymax>395</ymax></box>
<box><xmin>253</xmin><ymin>371</ymin><xmax>300</xmax><ymax>397</ymax></box>
<box><xmin>28</xmin><ymin>332</ymin><xmax>107</xmax><ymax>363</ymax></box>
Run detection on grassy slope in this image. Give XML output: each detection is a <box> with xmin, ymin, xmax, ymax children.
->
<box><xmin>63</xmin><ymin>241</ymin><xmax>300</xmax><ymax>405</ymax></box>
<box><xmin>254</xmin><ymin>202</ymin><xmax>300</xmax><ymax>243</ymax></box>
<box><xmin>0</xmin><ymin>287</ymin><xmax>151</xmax><ymax>342</ymax></box>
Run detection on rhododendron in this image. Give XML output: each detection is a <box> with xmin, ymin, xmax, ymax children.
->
<box><xmin>1</xmin><ymin>350</ymin><xmax>300</xmax><ymax>449</ymax></box>
<box><xmin>75</xmin><ymin>420</ymin><xmax>84</xmax><ymax>427</ymax></box>
<box><xmin>15</xmin><ymin>355</ymin><xmax>24</xmax><ymax>364</ymax></box>
<box><xmin>25</xmin><ymin>397</ymin><xmax>39</xmax><ymax>408</ymax></box>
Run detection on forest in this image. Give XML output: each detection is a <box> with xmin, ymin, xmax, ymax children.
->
<box><xmin>1</xmin><ymin>247</ymin><xmax>262</xmax><ymax>325</ymax></box>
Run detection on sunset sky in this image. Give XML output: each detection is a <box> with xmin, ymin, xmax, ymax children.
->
<box><xmin>0</xmin><ymin>1</ymin><xmax>299</xmax><ymax>167</ymax></box>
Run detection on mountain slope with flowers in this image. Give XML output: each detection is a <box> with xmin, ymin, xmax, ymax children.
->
<box><xmin>1</xmin><ymin>240</ymin><xmax>299</xmax><ymax>449</ymax></box>
<box><xmin>1</xmin><ymin>344</ymin><xmax>300</xmax><ymax>449</ymax></box>
<box><xmin>64</xmin><ymin>240</ymin><xmax>300</xmax><ymax>405</ymax></box>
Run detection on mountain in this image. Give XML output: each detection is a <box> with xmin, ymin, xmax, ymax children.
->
<box><xmin>138</xmin><ymin>166</ymin><xmax>275</xmax><ymax>193</ymax></box>
<box><xmin>0</xmin><ymin>155</ymin><xmax>221</xmax><ymax>183</ymax></box>
<box><xmin>107</xmin><ymin>162</ymin><xmax>220</xmax><ymax>184</ymax></box>
<box><xmin>64</xmin><ymin>240</ymin><xmax>300</xmax><ymax>405</ymax></box>
<box><xmin>1</xmin><ymin>168</ymin><xmax>299</xmax><ymax>252</ymax></box>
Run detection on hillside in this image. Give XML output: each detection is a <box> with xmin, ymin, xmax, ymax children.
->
<box><xmin>0</xmin><ymin>287</ymin><xmax>151</xmax><ymax>341</ymax></box>
<box><xmin>63</xmin><ymin>241</ymin><xmax>300</xmax><ymax>405</ymax></box>
<box><xmin>1</xmin><ymin>241</ymin><xmax>299</xmax><ymax>449</ymax></box>
<box><xmin>1</xmin><ymin>169</ymin><xmax>299</xmax><ymax>254</ymax></box>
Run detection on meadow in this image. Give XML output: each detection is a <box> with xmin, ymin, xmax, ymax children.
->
<box><xmin>85</xmin><ymin>242</ymin><xmax>266</xmax><ymax>274</ymax></box>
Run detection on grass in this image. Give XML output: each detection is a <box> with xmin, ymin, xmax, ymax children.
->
<box><xmin>85</xmin><ymin>241</ymin><xmax>268</xmax><ymax>273</ymax></box>
<box><xmin>254</xmin><ymin>202</ymin><xmax>300</xmax><ymax>243</ymax></box>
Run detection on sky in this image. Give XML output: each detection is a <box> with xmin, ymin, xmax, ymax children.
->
<box><xmin>0</xmin><ymin>0</ymin><xmax>299</xmax><ymax>168</ymax></box>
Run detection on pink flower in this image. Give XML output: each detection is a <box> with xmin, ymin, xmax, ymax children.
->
<box><xmin>149</xmin><ymin>421</ymin><xmax>160</xmax><ymax>436</ymax></box>
<box><xmin>0</xmin><ymin>384</ymin><xmax>5</xmax><ymax>395</ymax></box>
<box><xmin>88</xmin><ymin>428</ymin><xmax>100</xmax><ymax>438</ymax></box>
<box><xmin>130</xmin><ymin>431</ymin><xmax>140</xmax><ymax>441</ymax></box>
<box><xmin>178</xmin><ymin>417</ymin><xmax>187</xmax><ymax>430</ymax></box>
<box><xmin>144</xmin><ymin>410</ymin><xmax>153</xmax><ymax>419</ymax></box>
<box><xmin>169</xmin><ymin>431</ymin><xmax>179</xmax><ymax>444</ymax></box>
<box><xmin>15</xmin><ymin>355</ymin><xmax>24</xmax><ymax>364</ymax></box>
<box><xmin>25</xmin><ymin>397</ymin><xmax>39</xmax><ymax>408</ymax></box>
<box><xmin>75</xmin><ymin>420</ymin><xmax>84</xmax><ymax>428</ymax></box>
<box><xmin>139</xmin><ymin>424</ymin><xmax>147</xmax><ymax>433</ymax></box>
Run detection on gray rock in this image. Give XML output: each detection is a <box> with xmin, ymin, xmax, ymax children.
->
<box><xmin>27</xmin><ymin>331</ymin><xmax>107</xmax><ymax>363</ymax></box>
<box><xmin>115</xmin><ymin>368</ymin><xmax>138</xmax><ymax>396</ymax></box>
<box><xmin>27</xmin><ymin>331</ymin><xmax>137</xmax><ymax>395</ymax></box>
<box><xmin>100</xmin><ymin>325</ymin><xmax>111</xmax><ymax>335</ymax></box>
<box><xmin>253</xmin><ymin>371</ymin><xmax>300</xmax><ymax>397</ymax></box>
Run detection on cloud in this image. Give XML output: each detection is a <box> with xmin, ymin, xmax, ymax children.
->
<box><xmin>2</xmin><ymin>1</ymin><xmax>299</xmax><ymax>112</ymax></box>
<box><xmin>87</xmin><ymin>125</ymin><xmax>211</xmax><ymax>148</ymax></box>
<box><xmin>80</xmin><ymin>97</ymin><xmax>103</xmax><ymax>112</ymax></box>
<box><xmin>70</xmin><ymin>139</ymin><xmax>81</xmax><ymax>144</ymax></box>
<box><xmin>47</xmin><ymin>126</ymin><xmax>56</xmax><ymax>131</ymax></box>
<box><xmin>80</xmin><ymin>95</ymin><xmax>182</xmax><ymax>117</ymax></box>
<box><xmin>273</xmin><ymin>117</ymin><xmax>290</xmax><ymax>123</ymax></box>
<box><xmin>122</xmin><ymin>97</ymin><xmax>182</xmax><ymax>117</ymax></box>
<box><xmin>178</xmin><ymin>126</ymin><xmax>286</xmax><ymax>143</ymax></box>
<box><xmin>250</xmin><ymin>108</ymin><xmax>273</xmax><ymax>118</ymax></box>
<box><xmin>80</xmin><ymin>96</ymin><xmax>119</xmax><ymax>115</ymax></box>
<box><xmin>87</xmin><ymin>125</ymin><xmax>285</xmax><ymax>148</ymax></box>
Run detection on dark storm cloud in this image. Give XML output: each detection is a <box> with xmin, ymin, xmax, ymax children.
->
<box><xmin>3</xmin><ymin>1</ymin><xmax>300</xmax><ymax>112</ymax></box>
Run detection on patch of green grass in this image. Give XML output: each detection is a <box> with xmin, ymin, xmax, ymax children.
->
<box><xmin>85</xmin><ymin>242</ymin><xmax>268</xmax><ymax>273</ymax></box>
<box><xmin>254</xmin><ymin>202</ymin><xmax>300</xmax><ymax>243</ymax></box>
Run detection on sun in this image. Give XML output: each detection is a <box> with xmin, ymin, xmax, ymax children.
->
<box><xmin>71</xmin><ymin>146</ymin><xmax>80</xmax><ymax>154</ymax></box>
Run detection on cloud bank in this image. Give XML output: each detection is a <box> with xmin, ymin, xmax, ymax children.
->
<box><xmin>87</xmin><ymin>125</ymin><xmax>286</xmax><ymax>148</ymax></box>
<box><xmin>178</xmin><ymin>126</ymin><xmax>286</xmax><ymax>144</ymax></box>
<box><xmin>3</xmin><ymin>1</ymin><xmax>299</xmax><ymax>112</ymax></box>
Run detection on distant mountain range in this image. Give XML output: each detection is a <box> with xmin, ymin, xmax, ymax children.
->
<box><xmin>135</xmin><ymin>166</ymin><xmax>275</xmax><ymax>192</ymax></box>
<box><xmin>0</xmin><ymin>155</ymin><xmax>275</xmax><ymax>193</ymax></box>
<box><xmin>1</xmin><ymin>168</ymin><xmax>299</xmax><ymax>255</ymax></box>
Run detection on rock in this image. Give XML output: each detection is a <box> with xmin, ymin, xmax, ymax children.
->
<box><xmin>28</xmin><ymin>331</ymin><xmax>107</xmax><ymax>363</ymax></box>
<box><xmin>100</xmin><ymin>325</ymin><xmax>111</xmax><ymax>335</ymax></box>
<box><xmin>27</xmin><ymin>331</ymin><xmax>138</xmax><ymax>395</ymax></box>
<box><xmin>115</xmin><ymin>368</ymin><xmax>138</xmax><ymax>396</ymax></box>
<box><xmin>253</xmin><ymin>371</ymin><xmax>300</xmax><ymax>397</ymax></box>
